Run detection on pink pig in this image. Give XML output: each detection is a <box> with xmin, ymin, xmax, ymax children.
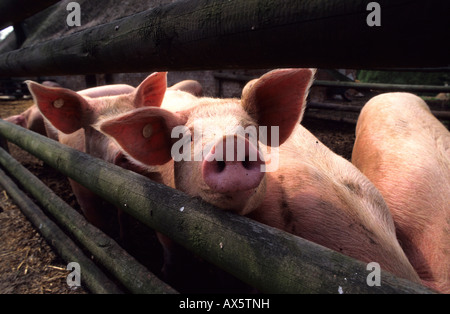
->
<box><xmin>26</xmin><ymin>73</ymin><xmax>198</xmax><ymax>238</ymax></box>
<box><xmin>98</xmin><ymin>68</ymin><xmax>421</xmax><ymax>284</ymax></box>
<box><xmin>352</xmin><ymin>92</ymin><xmax>450</xmax><ymax>293</ymax></box>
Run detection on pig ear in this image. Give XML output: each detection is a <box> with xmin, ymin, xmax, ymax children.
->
<box><xmin>133</xmin><ymin>72</ymin><xmax>167</xmax><ymax>108</ymax></box>
<box><xmin>242</xmin><ymin>68</ymin><xmax>316</xmax><ymax>145</ymax></box>
<box><xmin>98</xmin><ymin>107</ymin><xmax>185</xmax><ymax>166</ymax></box>
<box><xmin>26</xmin><ymin>81</ymin><xmax>90</xmax><ymax>134</ymax></box>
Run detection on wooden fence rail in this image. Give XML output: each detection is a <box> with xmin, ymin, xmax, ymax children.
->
<box><xmin>0</xmin><ymin>119</ymin><xmax>435</xmax><ymax>294</ymax></box>
<box><xmin>0</xmin><ymin>0</ymin><xmax>449</xmax><ymax>77</ymax></box>
<box><xmin>0</xmin><ymin>0</ymin><xmax>60</xmax><ymax>30</ymax></box>
<box><xmin>313</xmin><ymin>81</ymin><xmax>450</xmax><ymax>94</ymax></box>
<box><xmin>306</xmin><ymin>102</ymin><xmax>450</xmax><ymax>121</ymax></box>
<box><xmin>214</xmin><ymin>72</ymin><xmax>450</xmax><ymax>94</ymax></box>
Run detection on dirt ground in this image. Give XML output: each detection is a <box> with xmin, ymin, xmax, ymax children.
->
<box><xmin>0</xmin><ymin>94</ymin><xmax>447</xmax><ymax>294</ymax></box>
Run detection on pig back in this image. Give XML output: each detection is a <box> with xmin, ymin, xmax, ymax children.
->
<box><xmin>352</xmin><ymin>92</ymin><xmax>450</xmax><ymax>293</ymax></box>
<box><xmin>253</xmin><ymin>123</ymin><xmax>421</xmax><ymax>283</ymax></box>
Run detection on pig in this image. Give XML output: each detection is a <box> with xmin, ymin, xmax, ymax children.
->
<box><xmin>352</xmin><ymin>92</ymin><xmax>450</xmax><ymax>293</ymax></box>
<box><xmin>26</xmin><ymin>73</ymin><xmax>198</xmax><ymax>235</ymax></box>
<box><xmin>98</xmin><ymin>68</ymin><xmax>421</xmax><ymax>284</ymax></box>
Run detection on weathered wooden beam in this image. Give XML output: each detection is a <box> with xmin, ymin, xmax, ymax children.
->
<box><xmin>307</xmin><ymin>102</ymin><xmax>450</xmax><ymax>121</ymax></box>
<box><xmin>214</xmin><ymin>73</ymin><xmax>450</xmax><ymax>94</ymax></box>
<box><xmin>0</xmin><ymin>166</ymin><xmax>123</xmax><ymax>294</ymax></box>
<box><xmin>0</xmin><ymin>119</ymin><xmax>436</xmax><ymax>293</ymax></box>
<box><xmin>0</xmin><ymin>0</ymin><xmax>449</xmax><ymax>77</ymax></box>
<box><xmin>313</xmin><ymin>81</ymin><xmax>450</xmax><ymax>93</ymax></box>
<box><xmin>0</xmin><ymin>145</ymin><xmax>177</xmax><ymax>294</ymax></box>
<box><xmin>308</xmin><ymin>102</ymin><xmax>363</xmax><ymax>113</ymax></box>
<box><xmin>0</xmin><ymin>0</ymin><xmax>60</xmax><ymax>30</ymax></box>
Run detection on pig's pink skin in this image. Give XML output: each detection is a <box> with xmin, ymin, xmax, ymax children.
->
<box><xmin>169</xmin><ymin>80</ymin><xmax>203</xmax><ymax>97</ymax></box>
<box><xmin>4</xmin><ymin>105</ymin><xmax>46</xmax><ymax>136</ymax></box>
<box><xmin>4</xmin><ymin>113</ymin><xmax>27</xmax><ymax>128</ymax></box>
<box><xmin>78</xmin><ymin>84</ymin><xmax>135</xmax><ymax>98</ymax></box>
<box><xmin>99</xmin><ymin>69</ymin><xmax>421</xmax><ymax>284</ymax></box>
<box><xmin>352</xmin><ymin>92</ymin><xmax>450</xmax><ymax>293</ymax></box>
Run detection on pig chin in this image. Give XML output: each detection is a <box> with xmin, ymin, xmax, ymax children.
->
<box><xmin>201</xmin><ymin>178</ymin><xmax>266</xmax><ymax>216</ymax></box>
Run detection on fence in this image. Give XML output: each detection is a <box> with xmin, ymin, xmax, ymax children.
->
<box><xmin>0</xmin><ymin>0</ymin><xmax>447</xmax><ymax>294</ymax></box>
<box><xmin>0</xmin><ymin>0</ymin><xmax>449</xmax><ymax>76</ymax></box>
<box><xmin>0</xmin><ymin>119</ymin><xmax>435</xmax><ymax>294</ymax></box>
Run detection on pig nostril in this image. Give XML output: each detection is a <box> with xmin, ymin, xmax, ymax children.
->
<box><xmin>242</xmin><ymin>158</ymin><xmax>251</xmax><ymax>170</ymax></box>
<box><xmin>216</xmin><ymin>160</ymin><xmax>226</xmax><ymax>172</ymax></box>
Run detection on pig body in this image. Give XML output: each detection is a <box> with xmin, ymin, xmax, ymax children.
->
<box><xmin>169</xmin><ymin>79</ymin><xmax>203</xmax><ymax>97</ymax></box>
<box><xmin>99</xmin><ymin>69</ymin><xmax>421</xmax><ymax>284</ymax></box>
<box><xmin>352</xmin><ymin>93</ymin><xmax>450</xmax><ymax>293</ymax></box>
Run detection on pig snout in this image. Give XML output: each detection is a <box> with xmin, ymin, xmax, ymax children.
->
<box><xmin>202</xmin><ymin>136</ymin><xmax>265</xmax><ymax>193</ymax></box>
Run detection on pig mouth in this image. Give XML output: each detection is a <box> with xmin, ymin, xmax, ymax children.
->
<box><xmin>200</xmin><ymin>188</ymin><xmax>259</xmax><ymax>214</ymax></box>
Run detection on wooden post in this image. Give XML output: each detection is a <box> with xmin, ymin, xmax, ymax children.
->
<box><xmin>0</xmin><ymin>0</ymin><xmax>449</xmax><ymax>76</ymax></box>
<box><xmin>0</xmin><ymin>119</ymin><xmax>436</xmax><ymax>293</ymax></box>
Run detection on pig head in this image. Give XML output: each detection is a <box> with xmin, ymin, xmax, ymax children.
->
<box><xmin>99</xmin><ymin>68</ymin><xmax>421</xmax><ymax>284</ymax></box>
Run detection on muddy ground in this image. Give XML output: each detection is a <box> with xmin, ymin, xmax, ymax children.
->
<box><xmin>0</xmin><ymin>94</ymin><xmax>447</xmax><ymax>294</ymax></box>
